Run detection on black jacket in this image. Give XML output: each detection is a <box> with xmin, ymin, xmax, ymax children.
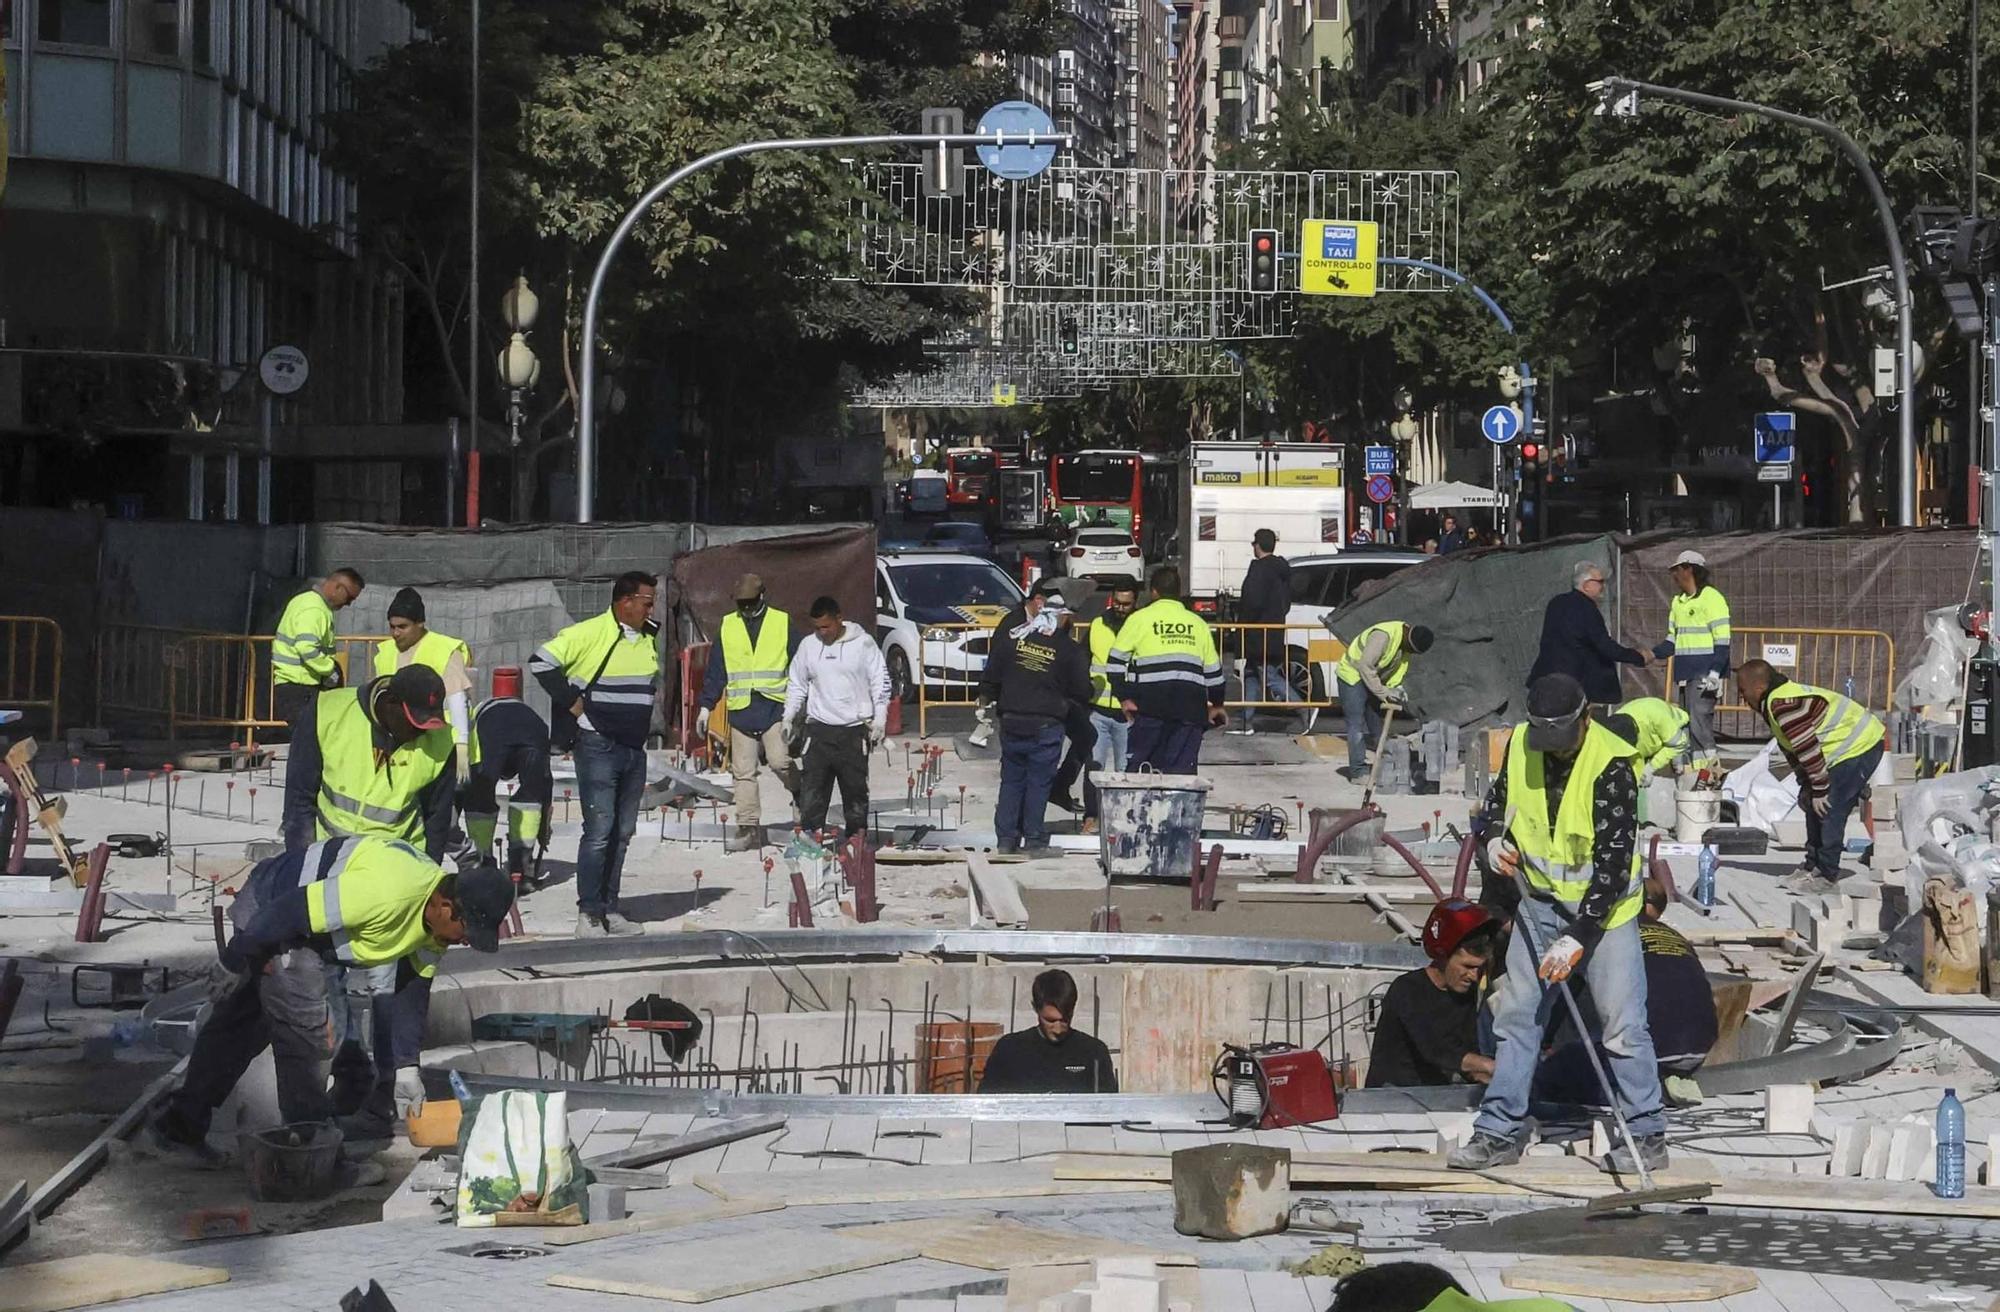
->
<box><xmin>1527</xmin><ymin>588</ymin><xmax>1644</xmax><ymax>705</ymax></box>
<box><xmin>979</xmin><ymin>623</ymin><xmax>1091</xmax><ymax>734</ymax></box>
<box><xmin>1238</xmin><ymin>554</ymin><xmax>1291</xmax><ymax>623</ymax></box>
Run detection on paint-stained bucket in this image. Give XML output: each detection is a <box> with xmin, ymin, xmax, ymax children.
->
<box><xmin>1675</xmin><ymin>788</ymin><xmax>1724</xmax><ymax>844</ymax></box>
<box><xmin>1094</xmin><ymin>770</ymin><xmax>1213</xmax><ymax>880</ymax></box>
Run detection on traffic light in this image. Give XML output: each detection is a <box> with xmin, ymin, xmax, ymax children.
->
<box><xmin>1517</xmin><ymin>442</ymin><xmax>1542</xmax><ymax>542</ymax></box>
<box><xmin>1248</xmin><ymin>229</ymin><xmax>1278</xmax><ymax>293</ymax></box>
<box><xmin>1059</xmin><ymin>314</ymin><xmax>1079</xmax><ymax>357</ymax></box>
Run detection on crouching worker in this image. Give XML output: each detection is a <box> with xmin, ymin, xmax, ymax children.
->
<box><xmin>978</xmin><ymin>969</ymin><xmax>1119</xmax><ymax>1093</ymax></box>
<box><xmin>143</xmin><ymin>836</ymin><xmax>514</xmax><ymax>1167</ymax></box>
<box><xmin>1366</xmin><ymin>899</ymin><xmax>1498</xmax><ymax>1088</ymax></box>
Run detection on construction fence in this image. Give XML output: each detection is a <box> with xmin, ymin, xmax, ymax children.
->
<box><xmin>96</xmin><ymin>625</ymin><xmax>385</xmax><ymax>745</ymax></box>
<box><xmin>1664</xmin><ymin>627</ymin><xmax>1896</xmax><ymax>742</ymax></box>
<box><xmin>0</xmin><ymin>615</ymin><xmax>62</xmax><ymax>735</ymax></box>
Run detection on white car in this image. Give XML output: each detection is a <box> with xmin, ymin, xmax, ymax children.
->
<box><xmin>874</xmin><ymin>552</ymin><xmax>1026</xmax><ymax>703</ymax></box>
<box><xmin>1058</xmin><ymin>523</ymin><xmax>1146</xmax><ymax>584</ymax></box>
<box><xmin>1233</xmin><ymin>549</ymin><xmax>1429</xmax><ymax>718</ymax></box>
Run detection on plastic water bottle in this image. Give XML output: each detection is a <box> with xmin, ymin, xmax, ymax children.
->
<box><xmin>1937</xmin><ymin>1088</ymin><xmax>1966</xmax><ymax>1199</ymax></box>
<box><xmin>1843</xmin><ymin>676</ymin><xmax>1857</xmax><ymax>701</ymax></box>
<box><xmin>1694</xmin><ymin>844</ymin><xmax>1717</xmax><ymax>908</ymax></box>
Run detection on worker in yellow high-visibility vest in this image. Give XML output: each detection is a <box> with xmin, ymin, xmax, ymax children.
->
<box><xmin>1080</xmin><ymin>582</ymin><xmax>1139</xmax><ymax>835</ymax></box>
<box><xmin>697</xmin><ymin>574</ymin><xmax>798</xmax><ymax>853</ymax></box>
<box><xmin>1738</xmin><ymin>658</ymin><xmax>1885</xmax><ymax>894</ymax></box>
<box><xmin>1448</xmin><ymin>673</ymin><xmax>1667</xmax><ymax>1178</ymax></box>
<box><xmin>1615</xmin><ymin>696</ymin><xmax>1692</xmax><ymax>778</ymax></box>
<box><xmin>1650</xmin><ymin>550</ymin><xmax>1731</xmax><ymax>769</ymax></box>
<box><xmin>1334</xmin><ymin>619</ymin><xmax>1434</xmax><ymax>780</ymax></box>
<box><xmin>372</xmin><ymin>587</ymin><xmax>474</xmax><ymax>772</ymax></box>
<box><xmin>272</xmin><ymin>568</ymin><xmax>364</xmax><ymax>736</ymax></box>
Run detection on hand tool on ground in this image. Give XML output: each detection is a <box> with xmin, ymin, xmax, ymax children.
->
<box><xmin>1360</xmin><ymin>703</ymin><xmax>1397</xmax><ymax>809</ymax></box>
<box><xmin>471</xmin><ymin>995</ymin><xmax>704</xmax><ymax>1061</ymax></box>
<box><xmin>4</xmin><ymin>738</ymin><xmax>87</xmax><ymax>884</ymax></box>
<box><xmin>1496</xmin><ymin>816</ymin><xmax>1712</xmax><ymax>1216</ymax></box>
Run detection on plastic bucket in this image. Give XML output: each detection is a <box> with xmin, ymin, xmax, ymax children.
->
<box><xmin>1675</xmin><ymin>789</ymin><xmax>1723</xmax><ymax>844</ymax></box>
<box><xmin>244</xmin><ymin>1121</ymin><xmax>343</xmax><ymax>1202</ymax></box>
<box><xmin>914</xmin><ymin>1020</ymin><xmax>1002</xmax><ymax>1093</ymax></box>
<box><xmin>1094</xmin><ymin>770</ymin><xmax>1212</xmax><ymax>880</ymax></box>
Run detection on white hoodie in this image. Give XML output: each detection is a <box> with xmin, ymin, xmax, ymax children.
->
<box><xmin>784</xmin><ymin>620</ymin><xmax>890</xmax><ymax>732</ymax></box>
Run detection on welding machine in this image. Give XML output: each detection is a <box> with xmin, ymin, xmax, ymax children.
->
<box><xmin>1214</xmin><ymin>1043</ymin><xmax>1339</xmax><ymax>1129</ymax></box>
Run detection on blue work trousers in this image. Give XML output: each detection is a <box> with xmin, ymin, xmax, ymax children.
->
<box><xmin>574</xmin><ymin>729</ymin><xmax>647</xmax><ymax>917</ymax></box>
<box><xmin>996</xmin><ymin>722</ymin><xmax>1065</xmax><ymax>848</ymax></box>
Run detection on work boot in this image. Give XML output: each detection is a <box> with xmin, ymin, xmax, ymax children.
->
<box><xmin>575</xmin><ymin>912</ymin><xmax>610</xmax><ymax>938</ymax></box>
<box><xmin>601</xmin><ymin>910</ymin><xmax>645</xmax><ymax>936</ymax></box>
<box><xmin>1021</xmin><ymin>845</ymin><xmax>1064</xmax><ymax>861</ymax></box>
<box><xmin>138</xmin><ymin>1113</ymin><xmax>227</xmax><ymax>1170</ymax></box>
<box><xmin>724</xmin><ymin>825</ymin><xmax>763</xmax><ymax>854</ymax></box>
<box><xmin>337</xmin><ymin>1110</ymin><xmax>394</xmax><ymax>1158</ymax></box>
<box><xmin>1781</xmin><ymin>870</ymin><xmax>1843</xmax><ymax>897</ymax></box>
<box><xmin>1048</xmin><ymin>792</ymin><xmax>1081</xmax><ymax>815</ymax></box>
<box><xmin>1601</xmin><ymin>1132</ymin><xmax>1670</xmax><ymax>1175</ymax></box>
<box><xmin>1445</xmin><ymin>1131</ymin><xmax>1524</xmax><ymax>1171</ymax></box>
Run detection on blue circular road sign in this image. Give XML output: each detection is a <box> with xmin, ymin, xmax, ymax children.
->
<box><xmin>1481</xmin><ymin>405</ymin><xmax>1523</xmax><ymax>446</ymax></box>
<box><xmin>976</xmin><ymin>101</ymin><xmax>1059</xmax><ymax>181</ymax></box>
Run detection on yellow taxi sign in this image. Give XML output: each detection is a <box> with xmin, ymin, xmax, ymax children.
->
<box><xmin>991</xmin><ymin>382</ymin><xmax>1018</xmax><ymax>407</ymax></box>
<box><xmin>1300</xmin><ymin>220</ymin><xmax>1379</xmax><ymax>298</ymax></box>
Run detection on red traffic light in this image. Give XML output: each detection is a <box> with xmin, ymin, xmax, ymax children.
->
<box><xmin>1254</xmin><ymin>234</ymin><xmax>1274</xmax><ymax>252</ymax></box>
<box><xmin>1521</xmin><ymin>442</ymin><xmax>1539</xmax><ymax>459</ymax></box>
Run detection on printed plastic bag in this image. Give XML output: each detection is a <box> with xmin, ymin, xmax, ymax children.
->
<box><xmin>456</xmin><ymin>1089</ymin><xmax>589</xmax><ymax>1227</ymax></box>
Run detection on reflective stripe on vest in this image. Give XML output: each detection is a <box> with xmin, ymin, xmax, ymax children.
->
<box><xmin>1766</xmin><ymin>680</ymin><xmax>1885</xmax><ymax>768</ymax></box>
<box><xmin>274</xmin><ymin>591</ymin><xmax>335</xmax><ymax>686</ymax></box>
<box><xmin>719</xmin><ymin>609</ymin><xmax>790</xmax><ymax>711</ymax></box>
<box><xmin>1088</xmin><ymin>615</ymin><xmax>1124</xmax><ymax>709</ymax></box>
<box><xmin>1505</xmin><ymin>719</ymin><xmax>1643</xmax><ymax>929</ymax></box>
<box><xmin>304</xmin><ymin>836</ymin><xmax>449</xmax><ymax>976</ymax></box>
<box><xmin>1335</xmin><ymin>621</ymin><xmax>1409</xmax><ymax>688</ymax></box>
<box><xmin>1616</xmin><ymin>697</ymin><xmax>1691</xmax><ymax>771</ymax></box>
<box><xmin>311</xmin><ymin>688</ymin><xmax>451</xmax><ymax>844</ymax></box>
<box><xmin>1668</xmin><ymin>587</ymin><xmax>1730</xmax><ymax>656</ymax></box>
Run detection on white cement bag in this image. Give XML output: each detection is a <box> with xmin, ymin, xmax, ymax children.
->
<box><xmin>456</xmin><ymin>1089</ymin><xmax>589</xmax><ymax>1227</ymax></box>
<box><xmin>1720</xmin><ymin>740</ymin><xmax>1801</xmax><ymax>834</ymax></box>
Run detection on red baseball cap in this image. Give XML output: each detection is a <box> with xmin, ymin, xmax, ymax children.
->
<box><xmin>385</xmin><ymin>665</ymin><xmax>447</xmax><ymax>730</ymax></box>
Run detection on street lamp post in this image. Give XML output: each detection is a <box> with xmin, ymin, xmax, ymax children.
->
<box><xmin>1592</xmin><ymin>75</ymin><xmax>1919</xmax><ymax>528</ymax></box>
<box><xmin>498</xmin><ymin>275</ymin><xmax>541</xmax><ymax>520</ymax></box>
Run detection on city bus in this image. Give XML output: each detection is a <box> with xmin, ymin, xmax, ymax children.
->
<box><xmin>944</xmin><ymin>447</ymin><xmax>997</xmax><ymax>508</ymax></box>
<box><xmin>1049</xmin><ymin>449</ymin><xmax>1144</xmax><ymax>533</ymax></box>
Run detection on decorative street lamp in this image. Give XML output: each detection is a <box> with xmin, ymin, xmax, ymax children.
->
<box><xmin>497</xmin><ymin>275</ymin><xmax>541</xmax><ymax>518</ymax></box>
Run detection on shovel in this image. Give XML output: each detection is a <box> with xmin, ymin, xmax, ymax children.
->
<box><xmin>1360</xmin><ymin>702</ymin><xmax>1398</xmax><ymax>809</ymax></box>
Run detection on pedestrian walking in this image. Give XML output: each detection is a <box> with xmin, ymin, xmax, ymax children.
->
<box><xmin>784</xmin><ymin>596</ymin><xmax>890</xmax><ymax>839</ymax></box>
<box><xmin>1528</xmin><ymin>561</ymin><xmax>1650</xmax><ymax>706</ymax></box>
<box><xmin>700</xmin><ymin>573</ymin><xmax>800</xmax><ymax>852</ymax></box>
<box><xmin>530</xmin><ymin>571</ymin><xmax>660</xmax><ymax>938</ymax></box>
<box><xmin>1736</xmin><ymin>659</ymin><xmax>1885</xmax><ymax>894</ymax></box>
<box><xmin>1652</xmin><ymin>550</ymin><xmax>1731</xmax><ymax>770</ymax></box>
<box><xmin>979</xmin><ymin>586</ymin><xmax>1092</xmax><ymax>856</ymax></box>
<box><xmin>1108</xmin><ymin>565</ymin><xmax>1226</xmax><ymax>773</ymax></box>
<box><xmin>1233</xmin><ymin>527</ymin><xmax>1294</xmax><ymax>733</ymax></box>
<box><xmin>1437</xmin><ymin>514</ymin><xmax>1467</xmax><ymax>555</ymax></box>
<box><xmin>272</xmin><ymin>568</ymin><xmax>364</xmax><ymax>737</ymax></box>
<box><xmin>1333</xmin><ymin>621</ymin><xmax>1433</xmax><ymax>779</ymax></box>
<box><xmin>1447</xmin><ymin>673</ymin><xmax>1667</xmax><ymax>1176</ymax></box>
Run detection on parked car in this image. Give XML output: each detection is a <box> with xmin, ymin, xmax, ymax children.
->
<box><xmin>920</xmin><ymin>520</ymin><xmax>996</xmax><ymax>559</ymax></box>
<box><xmin>1058</xmin><ymin>523</ymin><xmax>1145</xmax><ymax>584</ymax></box>
<box><xmin>874</xmin><ymin>552</ymin><xmax>1025</xmax><ymax>703</ymax></box>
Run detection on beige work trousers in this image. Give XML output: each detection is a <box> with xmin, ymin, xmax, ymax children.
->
<box><xmin>731</xmin><ymin>721</ymin><xmax>796</xmax><ymax>828</ymax></box>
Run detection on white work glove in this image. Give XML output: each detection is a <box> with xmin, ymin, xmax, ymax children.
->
<box><xmin>1382</xmin><ymin>687</ymin><xmax>1409</xmax><ymax>706</ymax></box>
<box><xmin>1484</xmin><ymin>834</ymin><xmax>1521</xmax><ymax>879</ymax></box>
<box><xmin>1537</xmin><ymin>934</ymin><xmax>1585</xmax><ymax>983</ymax></box>
<box><xmin>204</xmin><ymin>960</ymin><xmax>254</xmax><ymax>1006</ymax></box>
<box><xmin>696</xmin><ymin>706</ymin><xmax>712</xmax><ymax>738</ymax></box>
<box><xmin>868</xmin><ymin>721</ymin><xmax>886</xmax><ymax>748</ymax></box>
<box><xmin>1809</xmin><ymin>792</ymin><xmax>1831</xmax><ymax>818</ymax></box>
<box><xmin>393</xmin><ymin>1066</ymin><xmax>426</xmax><ymax>1119</ymax></box>
<box><xmin>1697</xmin><ymin>670</ymin><xmax>1723</xmax><ymax>694</ymax></box>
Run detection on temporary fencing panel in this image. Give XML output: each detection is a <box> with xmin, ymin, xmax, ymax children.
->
<box><xmin>1666</xmin><ymin>627</ymin><xmax>1895</xmax><ymax>742</ymax></box>
<box><xmin>0</xmin><ymin>616</ymin><xmax>63</xmax><ymax>735</ymax></box>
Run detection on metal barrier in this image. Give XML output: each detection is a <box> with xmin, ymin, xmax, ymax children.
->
<box><xmin>914</xmin><ymin>618</ymin><xmax>1352</xmax><ymax>738</ymax></box>
<box><xmin>97</xmin><ymin>624</ymin><xmax>385</xmax><ymax>744</ymax></box>
<box><xmin>1667</xmin><ymin>627</ymin><xmax>1896</xmax><ymax>742</ymax></box>
<box><xmin>0</xmin><ymin>616</ymin><xmax>62</xmax><ymax>735</ymax></box>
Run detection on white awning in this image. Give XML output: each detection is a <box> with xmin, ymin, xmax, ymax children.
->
<box><xmin>1408</xmin><ymin>479</ymin><xmax>1503</xmax><ymax>510</ymax></box>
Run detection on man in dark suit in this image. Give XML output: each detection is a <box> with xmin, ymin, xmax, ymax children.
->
<box><xmin>1528</xmin><ymin>561</ymin><xmax>1650</xmax><ymax>706</ymax></box>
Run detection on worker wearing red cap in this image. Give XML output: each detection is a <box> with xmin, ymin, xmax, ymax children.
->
<box><xmin>1364</xmin><ymin>899</ymin><xmax>1497</xmax><ymax>1088</ymax></box>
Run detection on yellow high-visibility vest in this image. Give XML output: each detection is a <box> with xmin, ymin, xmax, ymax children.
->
<box><xmin>302</xmin><ymin>836</ymin><xmax>450</xmax><ymax>979</ymax></box>
<box><xmin>372</xmin><ymin>629</ymin><xmax>471</xmax><ymax>680</ymax></box>
<box><xmin>718</xmin><ymin>608</ymin><xmax>790</xmax><ymax>710</ymax></box>
<box><xmin>1764</xmin><ymin>679</ymin><xmax>1885</xmax><ymax>768</ymax></box>
<box><xmin>1668</xmin><ymin>586</ymin><xmax>1731</xmax><ymax>657</ymax></box>
<box><xmin>1087</xmin><ymin>615</ymin><xmax>1125</xmax><ymax>710</ymax></box>
<box><xmin>1616</xmin><ymin>697</ymin><xmax>1691</xmax><ymax>773</ymax></box>
<box><xmin>274</xmin><ymin>590</ymin><xmax>337</xmax><ymax>688</ymax></box>
<box><xmin>1505</xmin><ymin>719</ymin><xmax>1643</xmax><ymax>929</ymax></box>
<box><xmin>1335</xmin><ymin>621</ymin><xmax>1411</xmax><ymax>689</ymax></box>
<box><xmin>312</xmin><ymin>687</ymin><xmax>451</xmax><ymax>845</ymax></box>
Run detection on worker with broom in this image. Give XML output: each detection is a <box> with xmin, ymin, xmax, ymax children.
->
<box><xmin>1448</xmin><ymin>672</ymin><xmax>1668</xmax><ymax>1175</ymax></box>
<box><xmin>1333</xmin><ymin>621</ymin><xmax>1434</xmax><ymax>781</ymax></box>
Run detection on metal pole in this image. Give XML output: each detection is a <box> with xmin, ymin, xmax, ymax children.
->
<box><xmin>576</xmin><ymin>130</ymin><xmax>1070</xmax><ymax>523</ymax></box>
<box><xmin>1600</xmin><ymin>77</ymin><xmax>1918</xmax><ymax>527</ymax></box>
<box><xmin>1986</xmin><ymin>276</ymin><xmax>1999</xmax><ymax>635</ymax></box>
<box><xmin>468</xmin><ymin>0</ymin><xmax>481</xmax><ymax>519</ymax></box>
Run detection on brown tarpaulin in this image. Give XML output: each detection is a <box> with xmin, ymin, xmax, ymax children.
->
<box><xmin>669</xmin><ymin>524</ymin><xmax>878</xmax><ymax>652</ymax></box>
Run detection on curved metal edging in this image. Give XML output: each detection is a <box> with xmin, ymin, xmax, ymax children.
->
<box><xmin>1691</xmin><ymin>989</ymin><xmax>1904</xmax><ymax>1097</ymax></box>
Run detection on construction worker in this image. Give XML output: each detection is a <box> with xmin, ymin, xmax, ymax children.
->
<box><xmin>142</xmin><ymin>837</ymin><xmax>514</xmax><ymax>1168</ymax></box>
<box><xmin>978</xmin><ymin>586</ymin><xmax>1091</xmax><ymax>857</ymax></box>
<box><xmin>1108</xmin><ymin>564</ymin><xmax>1226</xmax><ymax>774</ymax></box>
<box><xmin>783</xmin><ymin>595</ymin><xmax>891</xmax><ymax>839</ymax></box>
<box><xmin>1081</xmin><ymin>583</ymin><xmax>1139</xmax><ymax>834</ymax></box>
<box><xmin>1615</xmin><ymin>695</ymin><xmax>1692</xmax><ymax>778</ymax></box>
<box><xmin>373</xmin><ymin>587</ymin><xmax>474</xmax><ymax>772</ymax></box>
<box><xmin>1651</xmin><ymin>549</ymin><xmax>1731</xmax><ymax>769</ymax></box>
<box><xmin>272</xmin><ymin>568</ymin><xmax>364</xmax><ymax>737</ymax></box>
<box><xmin>1448</xmin><ymin>673</ymin><xmax>1667</xmax><ymax>1175</ymax></box>
<box><xmin>1366</xmin><ymin>899</ymin><xmax>1498</xmax><ymax>1088</ymax></box>
<box><xmin>461</xmin><ymin>666</ymin><xmax>552</xmax><ymax>885</ymax></box>
<box><xmin>1334</xmin><ymin>620</ymin><xmax>1434</xmax><ymax>780</ymax></box>
<box><xmin>1736</xmin><ymin>658</ymin><xmax>1885</xmax><ymax>893</ymax></box>
<box><xmin>699</xmin><ymin>573</ymin><xmax>798</xmax><ymax>853</ymax></box>
<box><xmin>531</xmin><ymin>571</ymin><xmax>661</xmax><ymax>938</ymax></box>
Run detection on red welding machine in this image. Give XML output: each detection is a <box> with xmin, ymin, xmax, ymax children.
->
<box><xmin>1217</xmin><ymin>1043</ymin><xmax>1339</xmax><ymax>1129</ymax></box>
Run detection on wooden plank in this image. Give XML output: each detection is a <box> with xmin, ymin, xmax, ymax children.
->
<box><xmin>1498</xmin><ymin>1257</ymin><xmax>1759</xmax><ymax>1304</ymax></box>
<box><xmin>1006</xmin><ymin>1264</ymin><xmax>1203</xmax><ymax>1311</ymax></box>
<box><xmin>0</xmin><ymin>1255</ymin><xmax>229</xmax><ymax>1312</ymax></box>
<box><xmin>584</xmin><ymin>1113</ymin><xmax>789</xmax><ymax>1170</ymax></box>
<box><xmin>964</xmin><ymin>853</ymin><xmax>1029</xmax><ymax>925</ymax></box>
<box><xmin>545</xmin><ymin>1228</ymin><xmax>920</xmax><ymax>1304</ymax></box>
<box><xmin>838</xmin><ymin>1217</ymin><xmax>1191</xmax><ymax>1271</ymax></box>
<box><xmin>536</xmin><ymin>1197</ymin><xmax>785</xmax><ymax>1247</ymax></box>
<box><xmin>694</xmin><ymin>1162</ymin><xmax>1171</xmax><ymax>1207</ymax></box>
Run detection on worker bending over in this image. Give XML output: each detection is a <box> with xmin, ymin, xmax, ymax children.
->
<box><xmin>144</xmin><ymin>837</ymin><xmax>512</xmax><ymax>1167</ymax></box>
<box><xmin>1736</xmin><ymin>658</ymin><xmax>1885</xmax><ymax>894</ymax></box>
<box><xmin>1449</xmin><ymin>673</ymin><xmax>1667</xmax><ymax>1174</ymax></box>
<box><xmin>700</xmin><ymin>574</ymin><xmax>800</xmax><ymax>853</ymax></box>
<box><xmin>1366</xmin><ymin>899</ymin><xmax>1497</xmax><ymax>1088</ymax></box>
<box><xmin>1107</xmin><ymin>565</ymin><xmax>1225</xmax><ymax>773</ymax></box>
<box><xmin>1335</xmin><ymin>621</ymin><xmax>1434</xmax><ymax>780</ymax></box>
<box><xmin>1652</xmin><ymin>550</ymin><xmax>1730</xmax><ymax>769</ymax></box>
<box><xmin>272</xmin><ymin>568</ymin><xmax>364</xmax><ymax>736</ymax></box>
<box><xmin>461</xmin><ymin>667</ymin><xmax>552</xmax><ymax>884</ymax></box>
<box><xmin>978</xmin><ymin>969</ymin><xmax>1119</xmax><ymax>1093</ymax></box>
<box><xmin>373</xmin><ymin>587</ymin><xmax>474</xmax><ymax>772</ymax></box>
<box><xmin>1615</xmin><ymin>696</ymin><xmax>1692</xmax><ymax>778</ymax></box>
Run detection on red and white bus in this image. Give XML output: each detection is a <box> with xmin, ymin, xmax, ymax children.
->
<box><xmin>944</xmin><ymin>447</ymin><xmax>997</xmax><ymax>507</ymax></box>
<box><xmin>1049</xmin><ymin>449</ymin><xmax>1144</xmax><ymax>533</ymax></box>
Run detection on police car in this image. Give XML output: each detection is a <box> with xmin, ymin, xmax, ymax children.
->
<box><xmin>875</xmin><ymin>552</ymin><xmax>1025</xmax><ymax>702</ymax></box>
